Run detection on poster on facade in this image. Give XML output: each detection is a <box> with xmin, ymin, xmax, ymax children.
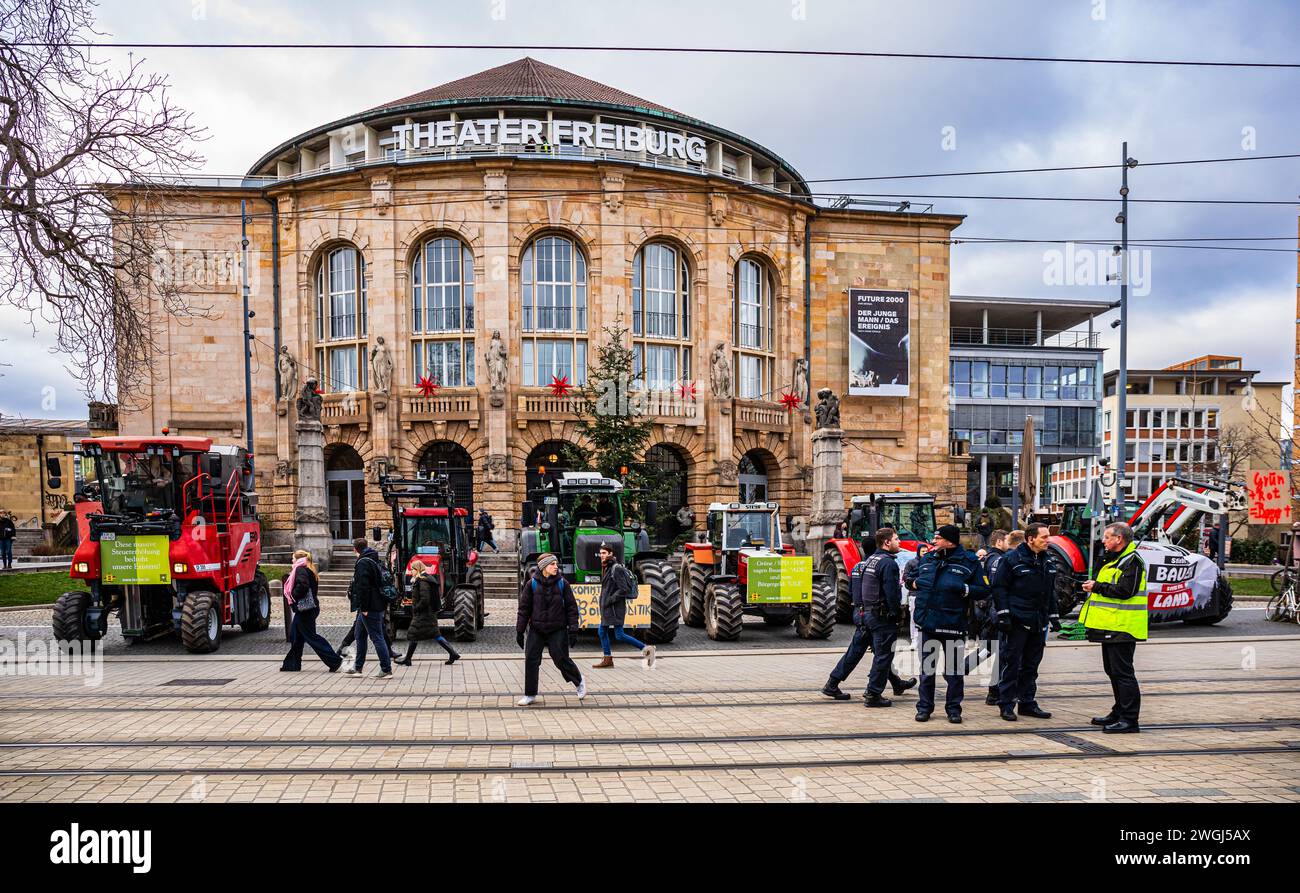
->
<box><xmin>1137</xmin><ymin>543</ymin><xmax>1217</xmax><ymax>619</ymax></box>
<box><xmin>573</xmin><ymin>583</ymin><xmax>651</xmax><ymax>629</ymax></box>
<box><xmin>1247</xmin><ymin>470</ymin><xmax>1292</xmax><ymax>525</ymax></box>
<box><xmin>848</xmin><ymin>288</ymin><xmax>910</xmax><ymax>396</ymax></box>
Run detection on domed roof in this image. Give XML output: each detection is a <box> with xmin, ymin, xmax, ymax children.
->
<box><xmin>368</xmin><ymin>57</ymin><xmax>689</xmax><ymax>120</ymax></box>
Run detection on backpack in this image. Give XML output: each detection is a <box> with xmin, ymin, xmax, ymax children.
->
<box><xmin>611</xmin><ymin>563</ymin><xmax>637</xmax><ymax>600</ymax></box>
<box><xmin>362</xmin><ymin>556</ymin><xmax>399</xmax><ymax>603</ymax></box>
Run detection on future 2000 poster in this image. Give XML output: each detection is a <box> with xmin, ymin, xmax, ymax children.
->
<box><xmin>848</xmin><ymin>288</ymin><xmax>910</xmax><ymax>397</ymax></box>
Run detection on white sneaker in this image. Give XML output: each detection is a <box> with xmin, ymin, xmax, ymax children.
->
<box><xmin>338</xmin><ymin>646</ymin><xmax>353</xmax><ymax>660</ymax></box>
<box><xmin>344</xmin><ymin>667</ymin><xmax>362</xmax><ymax>676</ymax></box>
<box><xmin>575</xmin><ymin>676</ymin><xmax>587</xmax><ymax>700</ymax></box>
<box><xmin>643</xmin><ymin>645</ymin><xmax>657</xmax><ymax>668</ymax></box>
<box><xmin>516</xmin><ymin>695</ymin><xmax>536</xmax><ymax>707</ymax></box>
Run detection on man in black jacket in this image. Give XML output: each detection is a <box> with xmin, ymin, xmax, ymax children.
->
<box><xmin>0</xmin><ymin>510</ymin><xmax>15</xmax><ymax>570</ymax></box>
<box><xmin>344</xmin><ymin>537</ymin><xmax>393</xmax><ymax>678</ymax></box>
<box><xmin>913</xmin><ymin>524</ymin><xmax>987</xmax><ymax>723</ymax></box>
<box><xmin>476</xmin><ymin>509</ymin><xmax>499</xmax><ymax>552</ymax></box>
<box><xmin>821</xmin><ymin>527</ymin><xmax>916</xmax><ymax>705</ymax></box>
<box><xmin>516</xmin><ymin>552</ymin><xmax>585</xmax><ymax>706</ymax></box>
<box><xmin>990</xmin><ymin>522</ymin><xmax>1060</xmax><ymax>720</ymax></box>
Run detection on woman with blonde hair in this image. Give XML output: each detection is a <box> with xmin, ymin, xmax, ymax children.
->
<box><xmin>393</xmin><ymin>559</ymin><xmax>461</xmax><ymax>666</ymax></box>
<box><xmin>281</xmin><ymin>549</ymin><xmax>342</xmax><ymax>672</ymax></box>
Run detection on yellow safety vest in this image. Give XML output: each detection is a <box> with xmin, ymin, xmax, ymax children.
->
<box><xmin>1079</xmin><ymin>542</ymin><xmax>1148</xmax><ymax>641</ymax></box>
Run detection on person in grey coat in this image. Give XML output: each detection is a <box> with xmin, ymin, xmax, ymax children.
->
<box><xmin>590</xmin><ymin>542</ymin><xmax>656</xmax><ymax>669</ymax></box>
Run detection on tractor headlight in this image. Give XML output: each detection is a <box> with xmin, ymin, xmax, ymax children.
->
<box><xmin>75</xmin><ymin>562</ymin><xmax>89</xmax><ymax>574</ymax></box>
<box><xmin>173</xmin><ymin>562</ymin><xmax>188</xmax><ymax>574</ymax></box>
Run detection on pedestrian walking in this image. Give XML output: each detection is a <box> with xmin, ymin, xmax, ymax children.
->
<box><xmin>516</xmin><ymin>552</ymin><xmax>585</xmax><ymax>706</ymax></box>
<box><xmin>475</xmin><ymin>509</ymin><xmax>499</xmax><ymax>553</ymax></box>
<box><xmin>912</xmin><ymin>524</ymin><xmax>987</xmax><ymax>723</ymax></box>
<box><xmin>392</xmin><ymin>559</ymin><xmax>461</xmax><ymax>666</ymax></box>
<box><xmin>989</xmin><ymin>522</ymin><xmax>1060</xmax><ymax>721</ymax></box>
<box><xmin>1080</xmin><ymin>522</ymin><xmax>1147</xmax><ymax>733</ymax></box>
<box><xmin>975</xmin><ymin>510</ymin><xmax>994</xmax><ymax>550</ymax></box>
<box><xmin>590</xmin><ymin>542</ymin><xmax>656</xmax><ymax>669</ymax></box>
<box><xmin>344</xmin><ymin>537</ymin><xmax>393</xmax><ymax>678</ymax></box>
<box><xmin>976</xmin><ymin>529</ymin><xmax>1010</xmax><ymax>705</ymax></box>
<box><xmin>280</xmin><ymin>550</ymin><xmax>343</xmax><ymax>672</ymax></box>
<box><xmin>821</xmin><ymin>527</ymin><xmax>917</xmax><ymax>706</ymax></box>
<box><xmin>0</xmin><ymin>510</ymin><xmax>15</xmax><ymax>570</ymax></box>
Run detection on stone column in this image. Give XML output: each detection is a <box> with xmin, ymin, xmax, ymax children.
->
<box><xmin>295</xmin><ymin>419</ymin><xmax>333</xmax><ymax>571</ymax></box>
<box><xmin>805</xmin><ymin>426</ymin><xmax>844</xmax><ymax>560</ymax></box>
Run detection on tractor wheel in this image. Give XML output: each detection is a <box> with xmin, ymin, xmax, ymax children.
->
<box><xmin>795</xmin><ymin>580</ymin><xmax>836</xmax><ymax>640</ymax></box>
<box><xmin>680</xmin><ymin>559</ymin><xmax>706</xmax><ymax>628</ymax></box>
<box><xmin>704</xmin><ymin>581</ymin><xmax>743</xmax><ymax>642</ymax></box>
<box><xmin>240</xmin><ymin>572</ymin><xmax>272</xmax><ymax>632</ymax></box>
<box><xmin>1054</xmin><ymin>570</ymin><xmax>1081</xmax><ymax>617</ymax></box>
<box><xmin>452</xmin><ymin>586</ymin><xmax>478</xmax><ymax>641</ymax></box>
<box><xmin>821</xmin><ymin>548</ymin><xmax>853</xmax><ymax>624</ymax></box>
<box><xmin>763</xmin><ymin>613</ymin><xmax>796</xmax><ymax>626</ymax></box>
<box><xmin>637</xmin><ymin>558</ymin><xmax>681</xmax><ymax>644</ymax></box>
<box><xmin>52</xmin><ymin>590</ymin><xmax>93</xmax><ymax>642</ymax></box>
<box><xmin>466</xmin><ymin>565</ymin><xmax>486</xmax><ymax>630</ymax></box>
<box><xmin>519</xmin><ymin>561</ymin><xmax>539</xmax><ymax>591</ymax></box>
<box><xmin>181</xmin><ymin>590</ymin><xmax>223</xmax><ymax>654</ymax></box>
<box><xmin>1185</xmin><ymin>576</ymin><xmax>1234</xmax><ymax>626</ymax></box>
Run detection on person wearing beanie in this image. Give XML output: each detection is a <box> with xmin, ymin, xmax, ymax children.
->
<box><xmin>912</xmin><ymin>523</ymin><xmax>987</xmax><ymax>723</ymax></box>
<box><xmin>592</xmin><ymin>542</ymin><xmax>656</xmax><ymax>669</ymax></box>
<box><xmin>515</xmin><ymin>552</ymin><xmax>586</xmax><ymax>706</ymax></box>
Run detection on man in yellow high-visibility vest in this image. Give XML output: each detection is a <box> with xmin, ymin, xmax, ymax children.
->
<box><xmin>1080</xmin><ymin>522</ymin><xmax>1147</xmax><ymax>733</ymax></box>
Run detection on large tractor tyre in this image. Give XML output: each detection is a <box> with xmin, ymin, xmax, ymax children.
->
<box><xmin>394</xmin><ymin>615</ymin><xmax>412</xmax><ymax>631</ymax></box>
<box><xmin>821</xmin><ymin>549</ymin><xmax>854</xmax><ymax>624</ymax></box>
<box><xmin>240</xmin><ymin>573</ymin><xmax>272</xmax><ymax>633</ymax></box>
<box><xmin>52</xmin><ymin>590</ymin><xmax>93</xmax><ymax>642</ymax></box>
<box><xmin>1185</xmin><ymin>576</ymin><xmax>1234</xmax><ymax>626</ymax></box>
<box><xmin>181</xmin><ymin>590</ymin><xmax>223</xmax><ymax>654</ymax></box>
<box><xmin>519</xmin><ymin>561</ymin><xmax>539</xmax><ymax>592</ymax></box>
<box><xmin>637</xmin><ymin>558</ymin><xmax>681</xmax><ymax>644</ymax></box>
<box><xmin>795</xmin><ymin>580</ymin><xmax>837</xmax><ymax>640</ymax></box>
<box><xmin>451</xmin><ymin>586</ymin><xmax>478</xmax><ymax>641</ymax></box>
<box><xmin>704</xmin><ymin>581</ymin><xmax>743</xmax><ymax>642</ymax></box>
<box><xmin>1054</xmin><ymin>570</ymin><xmax>1081</xmax><ymax>617</ymax></box>
<box><xmin>680</xmin><ymin>559</ymin><xmax>706</xmax><ymax>628</ymax></box>
<box><xmin>466</xmin><ymin>565</ymin><xmax>486</xmax><ymax>629</ymax></box>
<box><xmin>763</xmin><ymin>613</ymin><xmax>796</xmax><ymax>626</ymax></box>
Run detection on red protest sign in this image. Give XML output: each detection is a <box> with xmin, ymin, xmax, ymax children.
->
<box><xmin>1247</xmin><ymin>470</ymin><xmax>1292</xmax><ymax>525</ymax></box>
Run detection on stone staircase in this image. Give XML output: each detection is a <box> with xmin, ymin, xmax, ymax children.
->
<box><xmin>476</xmin><ymin>550</ymin><xmax>519</xmax><ymax>599</ymax></box>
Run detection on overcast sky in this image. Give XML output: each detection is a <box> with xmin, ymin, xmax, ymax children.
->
<box><xmin>3</xmin><ymin>0</ymin><xmax>1297</xmax><ymax>424</ymax></box>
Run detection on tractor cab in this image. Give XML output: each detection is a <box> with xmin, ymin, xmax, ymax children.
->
<box><xmin>705</xmin><ymin>502</ymin><xmax>786</xmax><ymax>576</ymax></box>
<box><xmin>846</xmin><ymin>493</ymin><xmax>936</xmax><ymax>555</ymax></box>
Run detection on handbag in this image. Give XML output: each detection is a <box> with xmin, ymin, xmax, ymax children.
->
<box><xmin>294</xmin><ymin>591</ymin><xmax>318</xmax><ymax>612</ymax></box>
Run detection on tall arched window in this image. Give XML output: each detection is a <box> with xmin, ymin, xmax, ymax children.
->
<box><xmin>734</xmin><ymin>257</ymin><xmax>774</xmax><ymax>400</ymax></box>
<box><xmin>521</xmin><ymin>234</ymin><xmax>588</xmax><ymax>386</ymax></box>
<box><xmin>631</xmin><ymin>242</ymin><xmax>691</xmax><ymax>392</ymax></box>
<box><xmin>314</xmin><ymin>245</ymin><xmax>368</xmax><ymax>393</ymax></box>
<box><xmin>411</xmin><ymin>236</ymin><xmax>475</xmax><ymax>387</ymax></box>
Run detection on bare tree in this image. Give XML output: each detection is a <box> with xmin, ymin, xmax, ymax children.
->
<box><xmin>0</xmin><ymin>0</ymin><xmax>205</xmax><ymax>403</ymax></box>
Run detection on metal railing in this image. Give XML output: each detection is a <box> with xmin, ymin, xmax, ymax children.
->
<box><xmin>415</xmin><ymin>306</ymin><xmax>472</xmax><ymax>332</ymax></box>
<box><xmin>736</xmin><ymin>324</ymin><xmax>773</xmax><ymax>351</ymax></box>
<box><xmin>635</xmin><ymin>310</ymin><xmax>681</xmax><ymax>339</ymax></box>
<box><xmin>523</xmin><ymin>306</ymin><xmax>587</xmax><ymax>332</ymax></box>
<box><xmin>950</xmin><ymin>327</ymin><xmax>1099</xmax><ymax>349</ymax></box>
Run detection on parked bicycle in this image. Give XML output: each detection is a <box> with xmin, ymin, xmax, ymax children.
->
<box><xmin>1265</xmin><ymin>578</ymin><xmax>1300</xmax><ymax>624</ymax></box>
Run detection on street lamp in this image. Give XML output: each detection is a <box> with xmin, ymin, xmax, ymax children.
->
<box><xmin>1111</xmin><ymin>143</ymin><xmax>1138</xmax><ymax>520</ymax></box>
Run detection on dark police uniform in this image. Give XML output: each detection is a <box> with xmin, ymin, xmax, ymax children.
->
<box><xmin>979</xmin><ymin>546</ymin><xmax>1007</xmax><ymax>703</ymax></box>
<box><xmin>991</xmin><ymin>542</ymin><xmax>1059</xmax><ymax>714</ymax></box>
<box><xmin>913</xmin><ymin>546</ymin><xmax>987</xmax><ymax>719</ymax></box>
<box><xmin>825</xmin><ymin>551</ymin><xmax>908</xmax><ymax>697</ymax></box>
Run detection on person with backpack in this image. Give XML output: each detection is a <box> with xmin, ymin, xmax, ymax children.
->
<box><xmin>515</xmin><ymin>552</ymin><xmax>585</xmax><ymax>706</ymax></box>
<box><xmin>476</xmin><ymin>509</ymin><xmax>499</xmax><ymax>553</ymax></box>
<box><xmin>281</xmin><ymin>550</ymin><xmax>342</xmax><ymax>672</ymax></box>
<box><xmin>392</xmin><ymin>559</ymin><xmax>461</xmax><ymax>666</ymax></box>
<box><xmin>345</xmin><ymin>537</ymin><xmax>393</xmax><ymax>678</ymax></box>
<box><xmin>590</xmin><ymin>542</ymin><xmax>656</xmax><ymax>669</ymax></box>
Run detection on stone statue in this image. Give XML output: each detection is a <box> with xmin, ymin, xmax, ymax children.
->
<box><xmin>814</xmin><ymin>387</ymin><xmax>841</xmax><ymax>430</ymax></box>
<box><xmin>487</xmin><ymin>330</ymin><xmax>508</xmax><ymax>393</ymax></box>
<box><xmin>709</xmin><ymin>343</ymin><xmax>731</xmax><ymax>399</ymax></box>
<box><xmin>277</xmin><ymin>345</ymin><xmax>298</xmax><ymax>405</ymax></box>
<box><xmin>297</xmin><ymin>378</ymin><xmax>322</xmax><ymax>422</ymax></box>
<box><xmin>793</xmin><ymin>357</ymin><xmax>810</xmax><ymax>407</ymax></box>
<box><xmin>369</xmin><ymin>336</ymin><xmax>393</xmax><ymax>395</ymax></box>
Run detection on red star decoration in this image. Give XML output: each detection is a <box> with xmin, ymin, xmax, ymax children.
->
<box><xmin>416</xmin><ymin>375</ymin><xmax>440</xmax><ymax>397</ymax></box>
<box><xmin>677</xmin><ymin>380</ymin><xmax>698</xmax><ymax>402</ymax></box>
<box><xmin>548</xmin><ymin>374</ymin><xmax>573</xmax><ymax>397</ymax></box>
<box><xmin>779</xmin><ymin>391</ymin><xmax>802</xmax><ymax>411</ymax></box>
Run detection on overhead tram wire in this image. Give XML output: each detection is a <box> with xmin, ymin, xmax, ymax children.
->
<box><xmin>20</xmin><ymin>41</ymin><xmax>1300</xmax><ymax>69</ymax></box>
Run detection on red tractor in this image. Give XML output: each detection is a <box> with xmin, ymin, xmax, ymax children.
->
<box><xmin>379</xmin><ymin>474</ymin><xmax>485</xmax><ymax>641</ymax></box>
<box><xmin>52</xmin><ymin>436</ymin><xmax>271</xmax><ymax>653</ymax></box>
<box><xmin>820</xmin><ymin>493</ymin><xmax>937</xmax><ymax>622</ymax></box>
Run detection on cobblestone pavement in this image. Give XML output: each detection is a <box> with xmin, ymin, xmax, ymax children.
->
<box><xmin>0</xmin><ymin>625</ymin><xmax>1296</xmax><ymax>803</ymax></box>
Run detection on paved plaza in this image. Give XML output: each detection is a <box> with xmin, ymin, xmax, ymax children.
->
<box><xmin>0</xmin><ymin>601</ymin><xmax>1296</xmax><ymax>803</ymax></box>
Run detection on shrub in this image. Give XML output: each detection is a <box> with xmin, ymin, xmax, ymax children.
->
<box><xmin>1229</xmin><ymin>537</ymin><xmax>1278</xmax><ymax>565</ymax></box>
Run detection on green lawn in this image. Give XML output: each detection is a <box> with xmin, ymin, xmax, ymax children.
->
<box><xmin>0</xmin><ymin>564</ymin><xmax>292</xmax><ymax>609</ymax></box>
<box><xmin>1226</xmin><ymin>575</ymin><xmax>1273</xmax><ymax>598</ymax></box>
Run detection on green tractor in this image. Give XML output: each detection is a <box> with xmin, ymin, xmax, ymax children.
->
<box><xmin>518</xmin><ymin>472</ymin><xmax>680</xmax><ymax>643</ymax></box>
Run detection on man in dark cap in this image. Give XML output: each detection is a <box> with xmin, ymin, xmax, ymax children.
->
<box><xmin>912</xmin><ymin>523</ymin><xmax>987</xmax><ymax>723</ymax></box>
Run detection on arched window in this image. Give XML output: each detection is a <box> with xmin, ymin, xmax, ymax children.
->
<box><xmin>411</xmin><ymin>236</ymin><xmax>475</xmax><ymax>388</ymax></box>
<box><xmin>521</xmin><ymin>234</ymin><xmax>588</xmax><ymax>386</ymax></box>
<box><xmin>734</xmin><ymin>257</ymin><xmax>774</xmax><ymax>400</ymax></box>
<box><xmin>314</xmin><ymin>246</ymin><xmax>368</xmax><ymax>393</ymax></box>
<box><xmin>631</xmin><ymin>242</ymin><xmax>691</xmax><ymax>392</ymax></box>
<box><xmin>738</xmin><ymin>450</ymin><xmax>769</xmax><ymax>503</ymax></box>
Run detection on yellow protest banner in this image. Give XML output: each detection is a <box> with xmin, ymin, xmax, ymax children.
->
<box><xmin>573</xmin><ymin>583</ymin><xmax>651</xmax><ymax>628</ymax></box>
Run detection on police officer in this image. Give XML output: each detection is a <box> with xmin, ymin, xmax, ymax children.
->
<box><xmin>977</xmin><ymin>529</ymin><xmax>1010</xmax><ymax>705</ymax></box>
<box><xmin>1081</xmin><ymin>522</ymin><xmax>1147</xmax><ymax>733</ymax></box>
<box><xmin>990</xmin><ymin>522</ymin><xmax>1061</xmax><ymax>721</ymax></box>
<box><xmin>821</xmin><ymin>527</ymin><xmax>917</xmax><ymax>703</ymax></box>
<box><xmin>913</xmin><ymin>524</ymin><xmax>987</xmax><ymax>723</ymax></box>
